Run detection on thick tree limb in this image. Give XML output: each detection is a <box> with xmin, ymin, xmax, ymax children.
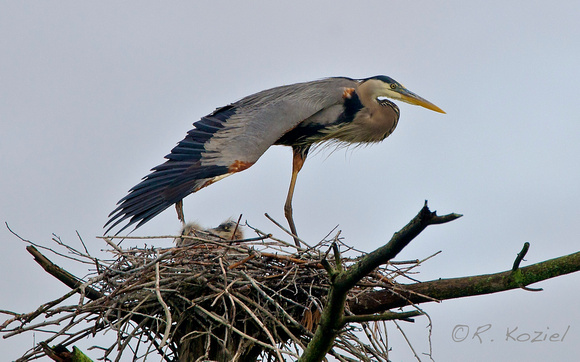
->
<box><xmin>350</xmin><ymin>250</ymin><xmax>580</xmax><ymax>314</ymax></box>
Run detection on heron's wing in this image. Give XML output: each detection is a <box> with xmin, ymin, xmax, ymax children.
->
<box><xmin>105</xmin><ymin>77</ymin><xmax>357</xmax><ymax>234</ymax></box>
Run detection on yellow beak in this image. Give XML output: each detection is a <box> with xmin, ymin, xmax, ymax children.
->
<box><xmin>395</xmin><ymin>87</ymin><xmax>446</xmax><ymax>114</ymax></box>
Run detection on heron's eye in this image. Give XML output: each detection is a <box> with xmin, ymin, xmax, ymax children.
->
<box><xmin>390</xmin><ymin>83</ymin><xmax>397</xmax><ymax>90</ymax></box>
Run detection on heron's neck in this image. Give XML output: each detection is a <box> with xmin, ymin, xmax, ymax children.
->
<box><xmin>355</xmin><ymin>80</ymin><xmax>381</xmax><ymax>112</ymax></box>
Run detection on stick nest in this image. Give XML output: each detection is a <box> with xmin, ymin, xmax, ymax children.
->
<box><xmin>2</xmin><ymin>224</ymin><xmax>428</xmax><ymax>362</ymax></box>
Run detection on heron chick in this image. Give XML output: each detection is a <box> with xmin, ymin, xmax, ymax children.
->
<box><xmin>175</xmin><ymin>219</ymin><xmax>244</xmax><ymax>246</ymax></box>
<box><xmin>106</xmin><ymin>76</ymin><xmax>444</xmax><ymax>245</ymax></box>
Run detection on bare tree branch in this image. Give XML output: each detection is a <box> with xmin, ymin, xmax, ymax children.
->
<box><xmin>299</xmin><ymin>202</ymin><xmax>461</xmax><ymax>362</ymax></box>
<box><xmin>349</xmin><ymin>249</ymin><xmax>580</xmax><ymax>314</ymax></box>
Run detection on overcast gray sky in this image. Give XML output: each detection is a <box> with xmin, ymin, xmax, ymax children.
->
<box><xmin>1</xmin><ymin>1</ymin><xmax>579</xmax><ymax>361</ymax></box>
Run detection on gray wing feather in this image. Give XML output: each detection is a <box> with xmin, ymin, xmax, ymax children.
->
<box><xmin>202</xmin><ymin>77</ymin><xmax>356</xmax><ymax>166</ymax></box>
<box><xmin>105</xmin><ymin>77</ymin><xmax>356</xmax><ymax>233</ymax></box>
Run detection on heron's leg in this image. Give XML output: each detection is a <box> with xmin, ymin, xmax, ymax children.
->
<box><xmin>175</xmin><ymin>199</ymin><xmax>185</xmax><ymax>224</ymax></box>
<box><xmin>285</xmin><ymin>147</ymin><xmax>307</xmax><ymax>247</ymax></box>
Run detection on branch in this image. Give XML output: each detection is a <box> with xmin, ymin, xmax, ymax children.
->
<box><xmin>342</xmin><ymin>310</ymin><xmax>423</xmax><ymax>325</ymax></box>
<box><xmin>23</xmin><ymin>245</ymin><xmax>157</xmax><ymax>341</ymax></box>
<box><xmin>339</xmin><ymin>201</ymin><xmax>461</xmax><ymax>292</ymax></box>
<box><xmin>512</xmin><ymin>241</ymin><xmax>530</xmax><ymax>271</ymax></box>
<box><xmin>299</xmin><ymin>202</ymin><xmax>460</xmax><ymax>362</ymax></box>
<box><xmin>154</xmin><ymin>257</ymin><xmax>171</xmax><ymax>349</ymax></box>
<box><xmin>25</xmin><ymin>246</ymin><xmax>102</xmax><ymax>301</ymax></box>
<box><xmin>349</xmin><ymin>249</ymin><xmax>580</xmax><ymax>314</ymax></box>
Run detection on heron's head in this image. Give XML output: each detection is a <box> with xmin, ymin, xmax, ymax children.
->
<box><xmin>360</xmin><ymin>75</ymin><xmax>445</xmax><ymax>114</ymax></box>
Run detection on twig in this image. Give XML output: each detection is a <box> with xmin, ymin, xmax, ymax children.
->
<box><xmin>155</xmin><ymin>254</ymin><xmax>172</xmax><ymax>349</ymax></box>
<box><xmin>393</xmin><ymin>320</ymin><xmax>421</xmax><ymax>362</ymax></box>
<box><xmin>512</xmin><ymin>242</ymin><xmax>530</xmax><ymax>271</ymax></box>
<box><xmin>231</xmin><ymin>214</ymin><xmax>243</xmax><ymax>241</ymax></box>
<box><xmin>342</xmin><ymin>310</ymin><xmax>423</xmax><ymax>324</ymax></box>
<box><xmin>228</xmin><ymin>293</ymin><xmax>285</xmax><ymax>361</ymax></box>
<box><xmin>264</xmin><ymin>213</ymin><xmax>311</xmax><ymax>249</ymax></box>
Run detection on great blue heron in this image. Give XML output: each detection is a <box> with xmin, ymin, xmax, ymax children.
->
<box><xmin>105</xmin><ymin>76</ymin><xmax>444</xmax><ymax>244</ymax></box>
<box><xmin>175</xmin><ymin>219</ymin><xmax>244</xmax><ymax>246</ymax></box>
